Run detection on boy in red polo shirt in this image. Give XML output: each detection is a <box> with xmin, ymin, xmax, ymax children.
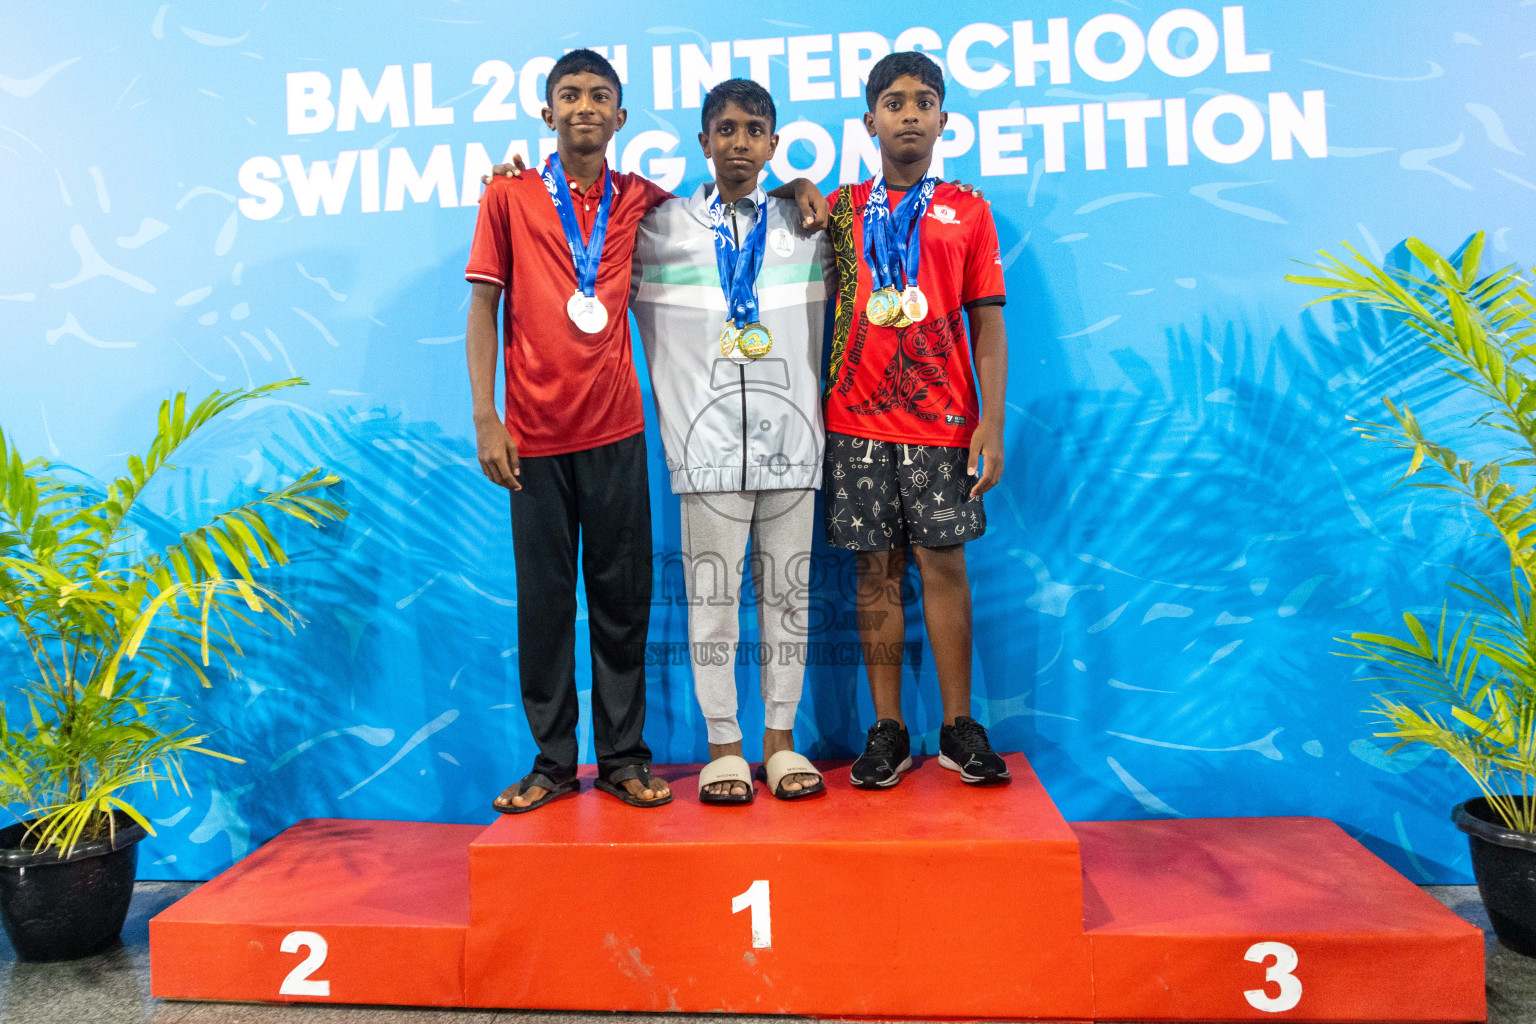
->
<box><xmin>465</xmin><ymin>50</ymin><xmax>826</xmax><ymax>813</ymax></box>
<box><xmin>823</xmin><ymin>52</ymin><xmax>1011</xmax><ymax>790</ymax></box>
<box><xmin>466</xmin><ymin>49</ymin><xmax>668</xmax><ymax>813</ymax></box>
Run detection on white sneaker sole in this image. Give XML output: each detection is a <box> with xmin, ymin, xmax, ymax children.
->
<box><xmin>938</xmin><ymin>752</ymin><xmax>1012</xmax><ymax>784</ymax></box>
<box><xmin>852</xmin><ymin>755</ymin><xmax>913</xmax><ymax>789</ymax></box>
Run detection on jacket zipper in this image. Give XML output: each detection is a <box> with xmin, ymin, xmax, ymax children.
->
<box><xmin>732</xmin><ymin>203</ymin><xmax>748</xmax><ymax>493</ymax></box>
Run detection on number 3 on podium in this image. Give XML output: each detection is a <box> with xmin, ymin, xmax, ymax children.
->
<box><xmin>1243</xmin><ymin>941</ymin><xmax>1301</xmax><ymax>1013</ymax></box>
<box><xmin>732</xmin><ymin>880</ymin><xmax>771</xmax><ymax>949</ymax></box>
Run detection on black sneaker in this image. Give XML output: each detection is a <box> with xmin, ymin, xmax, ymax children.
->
<box><xmin>939</xmin><ymin>717</ymin><xmax>1011</xmax><ymax>784</ymax></box>
<box><xmin>850</xmin><ymin>719</ymin><xmax>912</xmax><ymax>789</ymax></box>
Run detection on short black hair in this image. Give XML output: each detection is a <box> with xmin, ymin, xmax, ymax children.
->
<box><xmin>701</xmin><ymin>78</ymin><xmax>777</xmax><ymax>134</ymax></box>
<box><xmin>546</xmin><ymin>48</ymin><xmax>622</xmax><ymax>108</ymax></box>
<box><xmin>865</xmin><ymin>51</ymin><xmax>945</xmax><ymax>111</ymax></box>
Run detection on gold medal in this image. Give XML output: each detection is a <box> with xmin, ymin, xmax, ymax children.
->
<box><xmin>866</xmin><ymin>287</ymin><xmax>902</xmax><ymax>326</ymax></box>
<box><xmin>862</xmin><ymin>289</ymin><xmax>881</xmax><ymax>325</ymax></box>
<box><xmin>719</xmin><ymin>318</ymin><xmax>739</xmax><ymax>358</ymax></box>
<box><xmin>900</xmin><ymin>285</ymin><xmax>928</xmax><ymax>323</ymax></box>
<box><xmin>737</xmin><ymin>323</ymin><xmax>773</xmax><ymax>359</ymax></box>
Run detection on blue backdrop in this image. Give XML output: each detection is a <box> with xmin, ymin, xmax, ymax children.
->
<box><xmin>3</xmin><ymin>1</ymin><xmax>1534</xmax><ymax>882</ymax></box>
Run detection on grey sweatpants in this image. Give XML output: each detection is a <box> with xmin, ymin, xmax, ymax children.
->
<box><xmin>679</xmin><ymin>489</ymin><xmax>815</xmax><ymax>745</ymax></box>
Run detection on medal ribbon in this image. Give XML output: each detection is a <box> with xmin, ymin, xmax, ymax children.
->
<box><xmin>862</xmin><ymin>174</ymin><xmax>937</xmax><ymax>292</ymax></box>
<box><xmin>541</xmin><ymin>153</ymin><xmax>614</xmax><ymax>299</ymax></box>
<box><xmin>710</xmin><ymin>190</ymin><xmax>769</xmax><ymax>329</ymax></box>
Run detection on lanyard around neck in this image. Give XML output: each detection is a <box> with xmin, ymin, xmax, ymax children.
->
<box><xmin>711</xmin><ymin>190</ymin><xmax>769</xmax><ymax>328</ymax></box>
<box><xmin>863</xmin><ymin>175</ymin><xmax>937</xmax><ymax>292</ymax></box>
<box><xmin>541</xmin><ymin>153</ymin><xmax>614</xmax><ymax>298</ymax></box>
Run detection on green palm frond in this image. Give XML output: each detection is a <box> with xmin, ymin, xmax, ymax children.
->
<box><xmin>87</xmin><ymin>380</ymin><xmax>305</xmax><ymax>561</ymax></box>
<box><xmin>1295</xmin><ymin>233</ymin><xmax>1536</xmax><ymax>833</ymax></box>
<box><xmin>0</xmin><ymin>380</ymin><xmax>345</xmax><ymax>856</ymax></box>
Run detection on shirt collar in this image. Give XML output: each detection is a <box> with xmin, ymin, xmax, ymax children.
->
<box><xmin>565</xmin><ymin>162</ymin><xmax>617</xmax><ymax>198</ymax></box>
<box><xmin>699</xmin><ymin>180</ymin><xmax>766</xmax><ymax>212</ymax></box>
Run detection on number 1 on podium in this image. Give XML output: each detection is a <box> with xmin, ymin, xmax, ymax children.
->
<box><xmin>732</xmin><ymin>880</ymin><xmax>772</xmax><ymax>949</ymax></box>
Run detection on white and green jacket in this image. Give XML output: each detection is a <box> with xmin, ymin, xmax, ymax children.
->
<box><xmin>631</xmin><ymin>182</ymin><xmax>833</xmax><ymax>495</ymax></box>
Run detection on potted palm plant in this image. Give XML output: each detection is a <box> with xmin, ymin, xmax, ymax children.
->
<box><xmin>1289</xmin><ymin>232</ymin><xmax>1536</xmax><ymax>954</ymax></box>
<box><xmin>0</xmin><ymin>379</ymin><xmax>344</xmax><ymax>961</ymax></box>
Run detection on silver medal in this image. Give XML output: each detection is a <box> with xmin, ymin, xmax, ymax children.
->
<box><xmin>567</xmin><ymin>291</ymin><xmax>609</xmax><ymax>334</ymax></box>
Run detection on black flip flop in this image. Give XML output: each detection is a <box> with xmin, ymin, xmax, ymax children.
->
<box><xmin>594</xmin><ymin>763</ymin><xmax>674</xmax><ymax>808</ymax></box>
<box><xmin>493</xmin><ymin>772</ymin><xmax>579</xmax><ymax>815</ymax></box>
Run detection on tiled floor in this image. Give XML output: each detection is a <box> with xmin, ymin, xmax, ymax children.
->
<box><xmin>1</xmin><ymin>882</ymin><xmax>1531</xmax><ymax>1023</ymax></box>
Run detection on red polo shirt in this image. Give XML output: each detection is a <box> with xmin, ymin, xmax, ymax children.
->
<box><xmin>466</xmin><ymin>164</ymin><xmax>671</xmax><ymax>457</ymax></box>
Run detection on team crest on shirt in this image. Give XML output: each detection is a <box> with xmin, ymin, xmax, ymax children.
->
<box><xmin>928</xmin><ymin>204</ymin><xmax>958</xmax><ymax>225</ymax></box>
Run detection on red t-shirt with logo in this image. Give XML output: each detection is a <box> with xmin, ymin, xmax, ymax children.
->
<box><xmin>824</xmin><ymin>180</ymin><xmax>1006</xmax><ymax>448</ymax></box>
<box><xmin>465</xmin><ymin>165</ymin><xmax>671</xmax><ymax>457</ymax></box>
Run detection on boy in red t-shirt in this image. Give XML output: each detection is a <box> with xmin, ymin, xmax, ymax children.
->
<box><xmin>465</xmin><ymin>50</ymin><xmax>827</xmax><ymax>814</ymax></box>
<box><xmin>465</xmin><ymin>49</ymin><xmax>673</xmax><ymax>813</ymax></box>
<box><xmin>823</xmin><ymin>52</ymin><xmax>1011</xmax><ymax>789</ymax></box>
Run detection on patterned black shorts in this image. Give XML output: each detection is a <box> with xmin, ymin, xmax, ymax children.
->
<box><xmin>823</xmin><ymin>432</ymin><xmax>987</xmax><ymax>551</ymax></box>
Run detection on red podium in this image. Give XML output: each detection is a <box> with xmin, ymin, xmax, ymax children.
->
<box><xmin>466</xmin><ymin>755</ymin><xmax>1092</xmax><ymax>1017</ymax></box>
<box><xmin>149</xmin><ymin>754</ymin><xmax>1485</xmax><ymax>1021</ymax></box>
<box><xmin>149</xmin><ymin>820</ymin><xmax>479</xmax><ymax>1008</ymax></box>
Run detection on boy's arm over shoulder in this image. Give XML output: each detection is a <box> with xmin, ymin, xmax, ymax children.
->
<box><xmin>823</xmin><ymin>184</ymin><xmax>858</xmax><ymax>238</ymax></box>
<box><xmin>822</xmin><ymin>185</ymin><xmax>859</xmax><ymax>289</ymax></box>
<box><xmin>822</xmin><ymin>185</ymin><xmax>852</xmax><ymax>233</ymax></box>
<box><xmin>630</xmin><ymin>201</ymin><xmax>675</xmax><ymax>305</ymax></box>
<box><xmin>961</xmin><ymin>193</ymin><xmax>1006</xmax><ymax>310</ymax></box>
<box><xmin>632</xmin><ymin>192</ymin><xmax>691</xmax><ymax>270</ymax></box>
<box><xmin>627</xmin><ymin>172</ymin><xmax>677</xmax><ymax>215</ymax></box>
<box><xmin>765</xmin><ymin>194</ymin><xmax>835</xmax><ymax>287</ymax></box>
<box><xmin>633</xmin><ymin>201</ymin><xmax>665</xmax><ymax>261</ymax></box>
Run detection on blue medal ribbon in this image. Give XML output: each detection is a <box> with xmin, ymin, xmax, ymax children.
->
<box><xmin>710</xmin><ymin>189</ymin><xmax>769</xmax><ymax>329</ymax></box>
<box><xmin>541</xmin><ymin>153</ymin><xmax>614</xmax><ymax>299</ymax></box>
<box><xmin>862</xmin><ymin>174</ymin><xmax>937</xmax><ymax>292</ymax></box>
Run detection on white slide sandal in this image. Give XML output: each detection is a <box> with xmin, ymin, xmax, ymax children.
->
<box><xmin>758</xmin><ymin>750</ymin><xmax>827</xmax><ymax>801</ymax></box>
<box><xmin>699</xmin><ymin>754</ymin><xmax>754</xmax><ymax>805</ymax></box>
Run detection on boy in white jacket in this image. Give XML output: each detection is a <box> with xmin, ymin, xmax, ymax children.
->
<box><xmin>631</xmin><ymin>79</ymin><xmax>833</xmax><ymax>803</ymax></box>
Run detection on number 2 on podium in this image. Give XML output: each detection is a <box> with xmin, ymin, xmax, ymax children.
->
<box><xmin>732</xmin><ymin>880</ymin><xmax>771</xmax><ymax>949</ymax></box>
<box><xmin>279</xmin><ymin>930</ymin><xmax>330</xmax><ymax>997</ymax></box>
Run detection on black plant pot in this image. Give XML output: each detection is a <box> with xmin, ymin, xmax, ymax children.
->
<box><xmin>1454</xmin><ymin>796</ymin><xmax>1536</xmax><ymax>957</ymax></box>
<box><xmin>0</xmin><ymin>818</ymin><xmax>145</xmax><ymax>962</ymax></box>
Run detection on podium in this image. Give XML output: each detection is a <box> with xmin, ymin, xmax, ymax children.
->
<box><xmin>149</xmin><ymin>754</ymin><xmax>1486</xmax><ymax>1021</ymax></box>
